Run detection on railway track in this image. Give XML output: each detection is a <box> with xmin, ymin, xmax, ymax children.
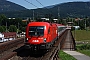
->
<box><xmin>0</xmin><ymin>29</ymin><xmax>75</xmax><ymax>60</ymax></box>
<box><xmin>20</xmin><ymin>29</ymin><xmax>69</xmax><ymax>60</ymax></box>
<box><xmin>62</xmin><ymin>30</ymin><xmax>76</xmax><ymax>50</ymax></box>
<box><xmin>0</xmin><ymin>37</ymin><xmax>24</xmax><ymax>60</ymax></box>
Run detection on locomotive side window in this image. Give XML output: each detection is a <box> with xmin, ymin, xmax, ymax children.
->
<box><xmin>29</xmin><ymin>26</ymin><xmax>44</xmax><ymax>36</ymax></box>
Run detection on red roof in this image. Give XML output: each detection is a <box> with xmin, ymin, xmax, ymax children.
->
<box><xmin>56</xmin><ymin>24</ymin><xmax>64</xmax><ymax>26</ymax></box>
<box><xmin>2</xmin><ymin>32</ymin><xmax>17</xmax><ymax>38</ymax></box>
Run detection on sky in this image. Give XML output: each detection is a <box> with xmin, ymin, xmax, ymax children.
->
<box><xmin>7</xmin><ymin>0</ymin><xmax>89</xmax><ymax>9</ymax></box>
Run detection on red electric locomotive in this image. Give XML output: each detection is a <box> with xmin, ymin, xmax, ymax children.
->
<box><xmin>25</xmin><ymin>22</ymin><xmax>58</xmax><ymax>50</ymax></box>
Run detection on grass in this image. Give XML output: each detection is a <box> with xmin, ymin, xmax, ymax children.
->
<box><xmin>58</xmin><ymin>30</ymin><xmax>90</xmax><ymax>60</ymax></box>
<box><xmin>76</xmin><ymin>44</ymin><xmax>90</xmax><ymax>57</ymax></box>
<box><xmin>58</xmin><ymin>50</ymin><xmax>76</xmax><ymax>60</ymax></box>
<box><xmin>72</xmin><ymin>30</ymin><xmax>90</xmax><ymax>57</ymax></box>
<box><xmin>77</xmin><ymin>50</ymin><xmax>90</xmax><ymax>57</ymax></box>
<box><xmin>72</xmin><ymin>30</ymin><xmax>90</xmax><ymax>41</ymax></box>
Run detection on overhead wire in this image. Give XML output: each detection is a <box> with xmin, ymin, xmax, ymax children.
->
<box><xmin>24</xmin><ymin>0</ymin><xmax>47</xmax><ymax>22</ymax></box>
<box><xmin>24</xmin><ymin>0</ymin><xmax>54</xmax><ymax>22</ymax></box>
<box><xmin>24</xmin><ymin>0</ymin><xmax>53</xmax><ymax>14</ymax></box>
<box><xmin>35</xmin><ymin>0</ymin><xmax>54</xmax><ymax>16</ymax></box>
<box><xmin>36</xmin><ymin>0</ymin><xmax>60</xmax><ymax>23</ymax></box>
<box><xmin>24</xmin><ymin>0</ymin><xmax>38</xmax><ymax>8</ymax></box>
<box><xmin>35</xmin><ymin>0</ymin><xmax>57</xmax><ymax>23</ymax></box>
<box><xmin>35</xmin><ymin>0</ymin><xmax>44</xmax><ymax>6</ymax></box>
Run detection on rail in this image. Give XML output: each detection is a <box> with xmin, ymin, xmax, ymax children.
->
<box><xmin>42</xmin><ymin>29</ymin><xmax>68</xmax><ymax>60</ymax></box>
<box><xmin>42</xmin><ymin>29</ymin><xmax>76</xmax><ymax>60</ymax></box>
<box><xmin>0</xmin><ymin>29</ymin><xmax>76</xmax><ymax>60</ymax></box>
<box><xmin>0</xmin><ymin>37</ymin><xmax>24</xmax><ymax>60</ymax></box>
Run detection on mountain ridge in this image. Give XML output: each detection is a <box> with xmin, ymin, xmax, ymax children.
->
<box><xmin>0</xmin><ymin>0</ymin><xmax>27</xmax><ymax>12</ymax></box>
<box><xmin>50</xmin><ymin>1</ymin><xmax>90</xmax><ymax>18</ymax></box>
<box><xmin>1</xmin><ymin>1</ymin><xmax>90</xmax><ymax>18</ymax></box>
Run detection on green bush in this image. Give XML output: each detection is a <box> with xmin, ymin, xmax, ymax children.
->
<box><xmin>71</xmin><ymin>27</ymin><xmax>75</xmax><ymax>31</ymax></box>
<box><xmin>76</xmin><ymin>44</ymin><xmax>90</xmax><ymax>50</ymax></box>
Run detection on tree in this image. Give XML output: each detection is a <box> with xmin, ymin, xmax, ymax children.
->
<box><xmin>9</xmin><ymin>25</ymin><xmax>17</xmax><ymax>32</ymax></box>
<box><xmin>0</xmin><ymin>14</ymin><xmax>7</xmax><ymax>26</ymax></box>
<box><xmin>20</xmin><ymin>26</ymin><xmax>26</xmax><ymax>32</ymax></box>
<box><xmin>0</xmin><ymin>26</ymin><xmax>5</xmax><ymax>32</ymax></box>
<box><xmin>2</xmin><ymin>25</ymin><xmax>6</xmax><ymax>32</ymax></box>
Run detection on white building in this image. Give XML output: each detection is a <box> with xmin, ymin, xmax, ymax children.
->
<box><xmin>73</xmin><ymin>26</ymin><xmax>80</xmax><ymax>30</ymax></box>
<box><xmin>0</xmin><ymin>32</ymin><xmax>17</xmax><ymax>42</ymax></box>
<box><xmin>0</xmin><ymin>33</ymin><xmax>4</xmax><ymax>42</ymax></box>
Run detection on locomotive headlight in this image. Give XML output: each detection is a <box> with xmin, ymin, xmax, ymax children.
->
<box><xmin>25</xmin><ymin>38</ymin><xmax>28</xmax><ymax>42</ymax></box>
<box><xmin>26</xmin><ymin>38</ymin><xmax>28</xmax><ymax>40</ymax></box>
<box><xmin>43</xmin><ymin>38</ymin><xmax>46</xmax><ymax>42</ymax></box>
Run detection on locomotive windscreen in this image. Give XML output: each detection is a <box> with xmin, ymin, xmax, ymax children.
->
<box><xmin>29</xmin><ymin>26</ymin><xmax>44</xmax><ymax>36</ymax></box>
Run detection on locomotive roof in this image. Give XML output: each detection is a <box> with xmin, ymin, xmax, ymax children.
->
<box><xmin>28</xmin><ymin>22</ymin><xmax>65</xmax><ymax>27</ymax></box>
<box><xmin>28</xmin><ymin>22</ymin><xmax>51</xmax><ymax>26</ymax></box>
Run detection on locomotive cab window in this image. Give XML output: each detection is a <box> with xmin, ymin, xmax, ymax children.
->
<box><xmin>29</xmin><ymin>26</ymin><xmax>44</xmax><ymax>36</ymax></box>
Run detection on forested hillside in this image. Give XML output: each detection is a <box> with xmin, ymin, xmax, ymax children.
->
<box><xmin>0</xmin><ymin>1</ymin><xmax>90</xmax><ymax>18</ymax></box>
<box><xmin>0</xmin><ymin>0</ymin><xmax>27</xmax><ymax>12</ymax></box>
